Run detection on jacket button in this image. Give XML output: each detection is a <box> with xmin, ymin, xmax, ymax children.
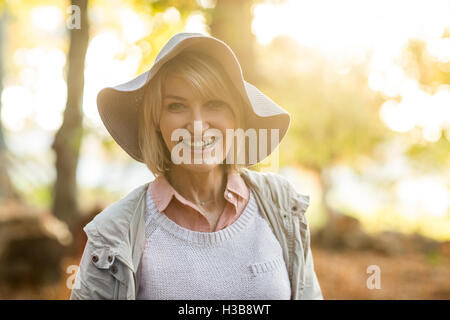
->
<box><xmin>292</xmin><ymin>206</ymin><xmax>298</xmax><ymax>211</ymax></box>
<box><xmin>107</xmin><ymin>255</ymin><xmax>113</xmax><ymax>263</ymax></box>
<box><xmin>111</xmin><ymin>265</ymin><xmax>118</xmax><ymax>274</ymax></box>
<box><xmin>92</xmin><ymin>255</ymin><xmax>99</xmax><ymax>263</ymax></box>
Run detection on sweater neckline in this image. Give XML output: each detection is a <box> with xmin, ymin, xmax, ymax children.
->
<box><xmin>145</xmin><ymin>188</ymin><xmax>258</xmax><ymax>245</ymax></box>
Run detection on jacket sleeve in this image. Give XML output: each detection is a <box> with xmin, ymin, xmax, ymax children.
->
<box><xmin>298</xmin><ymin>213</ymin><xmax>323</xmax><ymax>300</ymax></box>
<box><xmin>70</xmin><ymin>239</ymin><xmax>116</xmax><ymax>300</ymax></box>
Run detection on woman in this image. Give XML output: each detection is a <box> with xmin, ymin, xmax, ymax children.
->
<box><xmin>70</xmin><ymin>32</ymin><xmax>322</xmax><ymax>300</ymax></box>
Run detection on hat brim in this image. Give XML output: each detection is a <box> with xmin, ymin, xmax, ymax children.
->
<box><xmin>97</xmin><ymin>34</ymin><xmax>290</xmax><ymax>165</ymax></box>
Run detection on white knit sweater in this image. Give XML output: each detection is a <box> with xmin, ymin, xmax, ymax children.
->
<box><xmin>136</xmin><ymin>188</ymin><xmax>291</xmax><ymax>300</ymax></box>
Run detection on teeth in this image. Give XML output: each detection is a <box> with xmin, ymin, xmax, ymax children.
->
<box><xmin>182</xmin><ymin>137</ymin><xmax>215</xmax><ymax>148</ymax></box>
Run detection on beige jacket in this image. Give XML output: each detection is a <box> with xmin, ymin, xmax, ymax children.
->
<box><xmin>70</xmin><ymin>168</ymin><xmax>323</xmax><ymax>300</ymax></box>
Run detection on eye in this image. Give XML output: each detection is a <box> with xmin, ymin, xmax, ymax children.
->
<box><xmin>206</xmin><ymin>100</ymin><xmax>227</xmax><ymax>109</ymax></box>
<box><xmin>167</xmin><ymin>103</ymin><xmax>186</xmax><ymax>111</ymax></box>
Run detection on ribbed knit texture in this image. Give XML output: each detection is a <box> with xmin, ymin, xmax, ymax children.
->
<box><xmin>136</xmin><ymin>188</ymin><xmax>291</xmax><ymax>300</ymax></box>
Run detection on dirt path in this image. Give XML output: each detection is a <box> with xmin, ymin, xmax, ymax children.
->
<box><xmin>312</xmin><ymin>245</ymin><xmax>450</xmax><ymax>299</ymax></box>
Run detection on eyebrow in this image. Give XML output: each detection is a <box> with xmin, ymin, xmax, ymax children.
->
<box><xmin>164</xmin><ymin>95</ymin><xmax>187</xmax><ymax>101</ymax></box>
<box><xmin>164</xmin><ymin>95</ymin><xmax>228</xmax><ymax>105</ymax></box>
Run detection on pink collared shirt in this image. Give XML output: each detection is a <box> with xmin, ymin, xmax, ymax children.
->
<box><xmin>148</xmin><ymin>171</ymin><xmax>250</xmax><ymax>232</ymax></box>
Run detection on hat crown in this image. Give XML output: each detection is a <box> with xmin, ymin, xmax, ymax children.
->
<box><xmin>154</xmin><ymin>32</ymin><xmax>208</xmax><ymax>64</ymax></box>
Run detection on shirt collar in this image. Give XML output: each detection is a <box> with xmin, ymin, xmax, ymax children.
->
<box><xmin>148</xmin><ymin>175</ymin><xmax>177</xmax><ymax>213</ymax></box>
<box><xmin>148</xmin><ymin>170</ymin><xmax>249</xmax><ymax>212</ymax></box>
<box><xmin>225</xmin><ymin>170</ymin><xmax>250</xmax><ymax>202</ymax></box>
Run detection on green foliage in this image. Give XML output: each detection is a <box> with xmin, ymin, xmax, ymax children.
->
<box><xmin>128</xmin><ymin>0</ymin><xmax>205</xmax><ymax>74</ymax></box>
<box><xmin>425</xmin><ymin>250</ymin><xmax>443</xmax><ymax>267</ymax></box>
<box><xmin>134</xmin><ymin>0</ymin><xmax>199</xmax><ymax>14</ymax></box>
<box><xmin>406</xmin><ymin>134</ymin><xmax>450</xmax><ymax>169</ymax></box>
<box><xmin>259</xmin><ymin>38</ymin><xmax>390</xmax><ymax>171</ymax></box>
<box><xmin>406</xmin><ymin>39</ymin><xmax>450</xmax><ymax>87</ymax></box>
<box><xmin>24</xmin><ymin>183</ymin><xmax>53</xmax><ymax>209</ymax></box>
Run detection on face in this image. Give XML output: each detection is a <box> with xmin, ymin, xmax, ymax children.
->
<box><xmin>159</xmin><ymin>75</ymin><xmax>236</xmax><ymax>173</ymax></box>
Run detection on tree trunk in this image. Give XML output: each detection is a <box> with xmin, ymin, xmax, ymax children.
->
<box><xmin>0</xmin><ymin>9</ymin><xmax>18</xmax><ymax>201</ymax></box>
<box><xmin>319</xmin><ymin>168</ymin><xmax>334</xmax><ymax>220</ymax></box>
<box><xmin>51</xmin><ymin>0</ymin><xmax>89</xmax><ymax>228</ymax></box>
<box><xmin>316</xmin><ymin>168</ymin><xmax>372</xmax><ymax>250</ymax></box>
<box><xmin>210</xmin><ymin>0</ymin><xmax>259</xmax><ymax>84</ymax></box>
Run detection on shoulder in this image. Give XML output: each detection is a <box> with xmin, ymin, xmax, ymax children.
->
<box><xmin>240</xmin><ymin>168</ymin><xmax>310</xmax><ymax>216</ymax></box>
<box><xmin>240</xmin><ymin>167</ymin><xmax>289</xmax><ymax>188</ymax></box>
<box><xmin>83</xmin><ymin>182</ymin><xmax>151</xmax><ymax>246</ymax></box>
<box><xmin>240</xmin><ymin>167</ymin><xmax>297</xmax><ymax>195</ymax></box>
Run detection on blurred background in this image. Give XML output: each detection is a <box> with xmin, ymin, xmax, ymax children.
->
<box><xmin>0</xmin><ymin>0</ymin><xmax>449</xmax><ymax>299</ymax></box>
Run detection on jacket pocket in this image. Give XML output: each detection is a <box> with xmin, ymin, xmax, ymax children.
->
<box><xmin>248</xmin><ymin>256</ymin><xmax>286</xmax><ymax>276</ymax></box>
<box><xmin>71</xmin><ymin>241</ymin><xmax>119</xmax><ymax>300</ymax></box>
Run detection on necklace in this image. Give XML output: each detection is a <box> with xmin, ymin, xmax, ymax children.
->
<box><xmin>198</xmin><ymin>198</ymin><xmax>215</xmax><ymax>206</ymax></box>
<box><xmin>165</xmin><ymin>172</ymin><xmax>224</xmax><ymax>207</ymax></box>
<box><xmin>184</xmin><ymin>194</ymin><xmax>216</xmax><ymax>206</ymax></box>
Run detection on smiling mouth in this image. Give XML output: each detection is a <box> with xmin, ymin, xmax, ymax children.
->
<box><xmin>180</xmin><ymin>136</ymin><xmax>217</xmax><ymax>150</ymax></box>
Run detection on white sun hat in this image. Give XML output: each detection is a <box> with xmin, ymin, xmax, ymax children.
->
<box><xmin>97</xmin><ymin>32</ymin><xmax>291</xmax><ymax>165</ymax></box>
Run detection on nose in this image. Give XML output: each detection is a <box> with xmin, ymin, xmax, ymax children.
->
<box><xmin>185</xmin><ymin>105</ymin><xmax>210</xmax><ymax>134</ymax></box>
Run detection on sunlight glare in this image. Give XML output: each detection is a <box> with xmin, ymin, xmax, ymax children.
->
<box><xmin>427</xmin><ymin>38</ymin><xmax>450</xmax><ymax>63</ymax></box>
<box><xmin>25</xmin><ymin>48</ymin><xmax>67</xmax><ymax>131</ymax></box>
<box><xmin>185</xmin><ymin>12</ymin><xmax>209</xmax><ymax>34</ymax></box>
<box><xmin>83</xmin><ymin>31</ymin><xmax>142</xmax><ymax>127</ymax></box>
<box><xmin>119</xmin><ymin>8</ymin><xmax>152</xmax><ymax>43</ymax></box>
<box><xmin>1</xmin><ymin>86</ymin><xmax>33</xmax><ymax>132</ymax></box>
<box><xmin>397</xmin><ymin>177</ymin><xmax>450</xmax><ymax>218</ymax></box>
<box><xmin>379</xmin><ymin>100</ymin><xmax>416</xmax><ymax>133</ymax></box>
<box><xmin>30</xmin><ymin>6</ymin><xmax>63</xmax><ymax>33</ymax></box>
<box><xmin>163</xmin><ymin>7</ymin><xmax>181</xmax><ymax>25</ymax></box>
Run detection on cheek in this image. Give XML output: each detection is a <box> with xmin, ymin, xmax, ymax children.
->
<box><xmin>159</xmin><ymin>115</ymin><xmax>181</xmax><ymax>149</ymax></box>
<box><xmin>213</xmin><ymin>111</ymin><xmax>236</xmax><ymax>152</ymax></box>
<box><xmin>216</xmin><ymin>109</ymin><xmax>237</xmax><ymax>130</ymax></box>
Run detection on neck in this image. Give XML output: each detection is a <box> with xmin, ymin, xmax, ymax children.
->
<box><xmin>166</xmin><ymin>165</ymin><xmax>227</xmax><ymax>204</ymax></box>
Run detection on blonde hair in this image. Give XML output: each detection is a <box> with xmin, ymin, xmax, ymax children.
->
<box><xmin>138</xmin><ymin>50</ymin><xmax>247</xmax><ymax>177</ymax></box>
